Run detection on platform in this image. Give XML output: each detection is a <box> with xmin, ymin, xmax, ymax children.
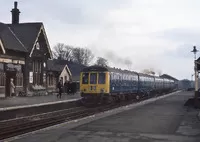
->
<box><xmin>7</xmin><ymin>91</ymin><xmax>200</xmax><ymax>142</ymax></box>
<box><xmin>0</xmin><ymin>93</ymin><xmax>81</xmax><ymax>110</ymax></box>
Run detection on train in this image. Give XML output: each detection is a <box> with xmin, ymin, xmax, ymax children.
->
<box><xmin>80</xmin><ymin>65</ymin><xmax>177</xmax><ymax>106</ymax></box>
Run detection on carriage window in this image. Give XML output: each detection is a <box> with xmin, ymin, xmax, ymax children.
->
<box><xmin>98</xmin><ymin>73</ymin><xmax>106</xmax><ymax>84</ymax></box>
<box><xmin>0</xmin><ymin>63</ymin><xmax>3</xmax><ymax>71</ymax></box>
<box><xmin>90</xmin><ymin>73</ymin><xmax>97</xmax><ymax>84</ymax></box>
<box><xmin>82</xmin><ymin>73</ymin><xmax>89</xmax><ymax>84</ymax></box>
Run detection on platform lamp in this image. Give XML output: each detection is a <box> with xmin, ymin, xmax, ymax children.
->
<box><xmin>191</xmin><ymin>74</ymin><xmax>194</xmax><ymax>81</ymax></box>
<box><xmin>191</xmin><ymin>46</ymin><xmax>199</xmax><ymax>106</ymax></box>
<box><xmin>191</xmin><ymin>74</ymin><xmax>194</xmax><ymax>88</ymax></box>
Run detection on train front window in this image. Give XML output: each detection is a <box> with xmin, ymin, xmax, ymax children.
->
<box><xmin>98</xmin><ymin>73</ymin><xmax>105</xmax><ymax>84</ymax></box>
<box><xmin>82</xmin><ymin>73</ymin><xmax>89</xmax><ymax>84</ymax></box>
<box><xmin>90</xmin><ymin>73</ymin><xmax>97</xmax><ymax>84</ymax></box>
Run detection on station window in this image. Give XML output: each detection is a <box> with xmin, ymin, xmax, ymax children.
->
<box><xmin>98</xmin><ymin>73</ymin><xmax>106</xmax><ymax>84</ymax></box>
<box><xmin>114</xmin><ymin>73</ymin><xmax>117</xmax><ymax>80</ymax></box>
<box><xmin>48</xmin><ymin>74</ymin><xmax>54</xmax><ymax>86</ymax></box>
<box><xmin>0</xmin><ymin>63</ymin><xmax>3</xmax><ymax>71</ymax></box>
<box><xmin>0</xmin><ymin>72</ymin><xmax>5</xmax><ymax>86</ymax></box>
<box><xmin>82</xmin><ymin>73</ymin><xmax>89</xmax><ymax>84</ymax></box>
<box><xmin>90</xmin><ymin>73</ymin><xmax>97</xmax><ymax>84</ymax></box>
<box><xmin>16</xmin><ymin>73</ymin><xmax>23</xmax><ymax>86</ymax></box>
<box><xmin>33</xmin><ymin>60</ymin><xmax>42</xmax><ymax>85</ymax></box>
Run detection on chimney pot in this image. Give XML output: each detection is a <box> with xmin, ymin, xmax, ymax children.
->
<box><xmin>14</xmin><ymin>1</ymin><xmax>18</xmax><ymax>8</ymax></box>
<box><xmin>11</xmin><ymin>1</ymin><xmax>20</xmax><ymax>24</ymax></box>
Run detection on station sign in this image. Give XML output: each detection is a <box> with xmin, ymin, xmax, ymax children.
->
<box><xmin>5</xmin><ymin>63</ymin><xmax>22</xmax><ymax>72</ymax></box>
<box><xmin>29</xmin><ymin>72</ymin><xmax>33</xmax><ymax>83</ymax></box>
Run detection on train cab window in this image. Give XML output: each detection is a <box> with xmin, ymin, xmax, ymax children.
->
<box><xmin>98</xmin><ymin>73</ymin><xmax>106</xmax><ymax>84</ymax></box>
<box><xmin>82</xmin><ymin>73</ymin><xmax>89</xmax><ymax>84</ymax></box>
<box><xmin>90</xmin><ymin>73</ymin><xmax>97</xmax><ymax>84</ymax></box>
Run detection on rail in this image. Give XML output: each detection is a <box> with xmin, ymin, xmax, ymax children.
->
<box><xmin>0</xmin><ymin>91</ymin><xmax>174</xmax><ymax>140</ymax></box>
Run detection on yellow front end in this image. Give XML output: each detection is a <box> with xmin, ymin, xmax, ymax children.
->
<box><xmin>80</xmin><ymin>71</ymin><xmax>110</xmax><ymax>96</ymax></box>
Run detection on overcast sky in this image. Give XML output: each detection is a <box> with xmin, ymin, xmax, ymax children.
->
<box><xmin>1</xmin><ymin>0</ymin><xmax>200</xmax><ymax>80</ymax></box>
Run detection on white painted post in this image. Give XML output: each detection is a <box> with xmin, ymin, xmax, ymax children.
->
<box><xmin>195</xmin><ymin>61</ymin><xmax>198</xmax><ymax>93</ymax></box>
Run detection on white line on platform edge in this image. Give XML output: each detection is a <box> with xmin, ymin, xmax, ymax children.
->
<box><xmin>0</xmin><ymin>98</ymin><xmax>81</xmax><ymax>112</ymax></box>
<box><xmin>4</xmin><ymin>91</ymin><xmax>181</xmax><ymax>142</ymax></box>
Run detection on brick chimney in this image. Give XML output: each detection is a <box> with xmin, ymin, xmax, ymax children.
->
<box><xmin>11</xmin><ymin>1</ymin><xmax>20</xmax><ymax>24</ymax></box>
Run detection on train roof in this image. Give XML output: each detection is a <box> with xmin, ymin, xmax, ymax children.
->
<box><xmin>81</xmin><ymin>65</ymin><xmax>108</xmax><ymax>72</ymax></box>
<box><xmin>81</xmin><ymin>66</ymin><xmax>176</xmax><ymax>80</ymax></box>
<box><xmin>81</xmin><ymin>65</ymin><xmax>138</xmax><ymax>74</ymax></box>
<box><xmin>160</xmin><ymin>74</ymin><xmax>179</xmax><ymax>81</ymax></box>
<box><xmin>107</xmin><ymin>67</ymin><xmax>138</xmax><ymax>74</ymax></box>
<box><xmin>137</xmin><ymin>72</ymin><xmax>155</xmax><ymax>78</ymax></box>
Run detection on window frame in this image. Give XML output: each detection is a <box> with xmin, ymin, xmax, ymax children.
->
<box><xmin>90</xmin><ymin>73</ymin><xmax>97</xmax><ymax>84</ymax></box>
<box><xmin>82</xmin><ymin>72</ymin><xmax>89</xmax><ymax>84</ymax></box>
<box><xmin>98</xmin><ymin>72</ymin><xmax>106</xmax><ymax>84</ymax></box>
<box><xmin>0</xmin><ymin>72</ymin><xmax>5</xmax><ymax>87</ymax></box>
<box><xmin>16</xmin><ymin>73</ymin><xmax>23</xmax><ymax>87</ymax></box>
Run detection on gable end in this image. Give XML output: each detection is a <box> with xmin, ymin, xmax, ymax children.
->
<box><xmin>29</xmin><ymin>25</ymin><xmax>53</xmax><ymax>59</ymax></box>
<box><xmin>0</xmin><ymin>39</ymin><xmax>6</xmax><ymax>54</ymax></box>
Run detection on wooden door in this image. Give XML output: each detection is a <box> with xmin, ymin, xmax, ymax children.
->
<box><xmin>5</xmin><ymin>71</ymin><xmax>16</xmax><ymax>97</ymax></box>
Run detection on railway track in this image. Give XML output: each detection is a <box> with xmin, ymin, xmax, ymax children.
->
<box><xmin>0</xmin><ymin>92</ymin><xmax>173</xmax><ymax>140</ymax></box>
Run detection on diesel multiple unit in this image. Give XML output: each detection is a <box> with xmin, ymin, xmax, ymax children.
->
<box><xmin>80</xmin><ymin>66</ymin><xmax>176</xmax><ymax>105</ymax></box>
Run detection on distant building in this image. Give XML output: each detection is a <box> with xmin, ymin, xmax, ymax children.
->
<box><xmin>178</xmin><ymin>79</ymin><xmax>192</xmax><ymax>90</ymax></box>
<box><xmin>0</xmin><ymin>2</ymin><xmax>52</xmax><ymax>97</ymax></box>
<box><xmin>47</xmin><ymin>60</ymin><xmax>71</xmax><ymax>91</ymax></box>
<box><xmin>47</xmin><ymin>59</ymin><xmax>86</xmax><ymax>91</ymax></box>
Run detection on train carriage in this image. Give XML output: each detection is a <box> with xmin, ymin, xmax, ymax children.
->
<box><xmin>80</xmin><ymin>65</ymin><xmax>176</xmax><ymax>106</ymax></box>
<box><xmin>80</xmin><ymin>66</ymin><xmax>110</xmax><ymax>97</ymax></box>
<box><xmin>137</xmin><ymin>73</ymin><xmax>154</xmax><ymax>94</ymax></box>
<box><xmin>154</xmin><ymin>77</ymin><xmax>164</xmax><ymax>93</ymax></box>
<box><xmin>80</xmin><ymin>66</ymin><xmax>139</xmax><ymax>105</ymax></box>
<box><xmin>109</xmin><ymin>68</ymin><xmax>138</xmax><ymax>95</ymax></box>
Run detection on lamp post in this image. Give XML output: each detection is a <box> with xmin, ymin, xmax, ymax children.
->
<box><xmin>191</xmin><ymin>74</ymin><xmax>194</xmax><ymax>81</ymax></box>
<box><xmin>191</xmin><ymin>46</ymin><xmax>199</xmax><ymax>106</ymax></box>
<box><xmin>191</xmin><ymin>74</ymin><xmax>194</xmax><ymax>88</ymax></box>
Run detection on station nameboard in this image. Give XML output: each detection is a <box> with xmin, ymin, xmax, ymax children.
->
<box><xmin>5</xmin><ymin>63</ymin><xmax>22</xmax><ymax>72</ymax></box>
<box><xmin>29</xmin><ymin>72</ymin><xmax>33</xmax><ymax>83</ymax></box>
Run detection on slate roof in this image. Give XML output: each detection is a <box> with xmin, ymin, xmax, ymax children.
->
<box><xmin>47</xmin><ymin>59</ymin><xmax>86</xmax><ymax>82</ymax></box>
<box><xmin>0</xmin><ymin>21</ymin><xmax>48</xmax><ymax>54</ymax></box>
<box><xmin>7</xmin><ymin>22</ymin><xmax>42</xmax><ymax>52</ymax></box>
<box><xmin>67</xmin><ymin>61</ymin><xmax>86</xmax><ymax>81</ymax></box>
<box><xmin>47</xmin><ymin>60</ymin><xmax>66</xmax><ymax>72</ymax></box>
<box><xmin>0</xmin><ymin>22</ymin><xmax>27</xmax><ymax>52</ymax></box>
<box><xmin>0</xmin><ymin>2</ymin><xmax>52</xmax><ymax>58</ymax></box>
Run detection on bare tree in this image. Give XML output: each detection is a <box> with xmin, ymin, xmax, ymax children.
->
<box><xmin>53</xmin><ymin>43</ymin><xmax>94</xmax><ymax>65</ymax></box>
<box><xmin>72</xmin><ymin>47</ymin><xmax>85</xmax><ymax>64</ymax></box>
<box><xmin>72</xmin><ymin>47</ymin><xmax>94</xmax><ymax>66</ymax></box>
<box><xmin>52</xmin><ymin>43</ymin><xmax>73</xmax><ymax>60</ymax></box>
<box><xmin>83</xmin><ymin>48</ymin><xmax>94</xmax><ymax>66</ymax></box>
<box><xmin>95</xmin><ymin>57</ymin><xmax>108</xmax><ymax>67</ymax></box>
